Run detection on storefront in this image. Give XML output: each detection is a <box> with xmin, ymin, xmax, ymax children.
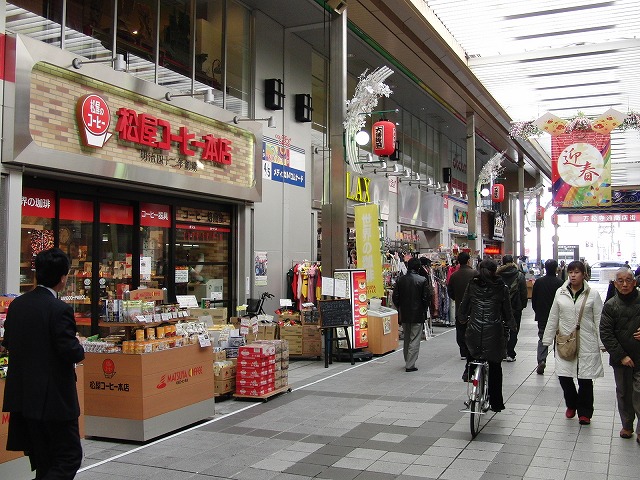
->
<box><xmin>2</xmin><ymin>35</ymin><xmax>262</xmax><ymax>330</ymax></box>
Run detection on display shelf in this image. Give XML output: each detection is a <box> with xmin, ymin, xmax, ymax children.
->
<box><xmin>233</xmin><ymin>385</ymin><xmax>291</xmax><ymax>402</ymax></box>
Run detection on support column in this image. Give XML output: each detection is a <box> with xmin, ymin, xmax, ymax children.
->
<box><xmin>466</xmin><ymin>113</ymin><xmax>477</xmax><ymax>255</ymax></box>
<box><xmin>518</xmin><ymin>155</ymin><xmax>525</xmax><ymax>259</ymax></box>
<box><xmin>321</xmin><ymin>9</ymin><xmax>347</xmax><ymax>275</ymax></box>
<box><xmin>536</xmin><ymin>172</ymin><xmax>542</xmax><ymax>265</ymax></box>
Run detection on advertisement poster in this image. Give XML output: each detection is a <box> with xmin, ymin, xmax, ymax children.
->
<box><xmin>354</xmin><ymin>204</ymin><xmax>384</xmax><ymax>299</ymax></box>
<box><xmin>262</xmin><ymin>135</ymin><xmax>306</xmax><ymax>188</ymax></box>
<box><xmin>254</xmin><ymin>251</ymin><xmax>268</xmax><ymax>286</ymax></box>
<box><xmin>351</xmin><ymin>270</ymin><xmax>369</xmax><ymax>349</ymax></box>
<box><xmin>333</xmin><ymin>269</ymin><xmax>368</xmax><ymax>349</ymax></box>
<box><xmin>551</xmin><ymin>132</ymin><xmax>611</xmax><ymax>207</ymax></box>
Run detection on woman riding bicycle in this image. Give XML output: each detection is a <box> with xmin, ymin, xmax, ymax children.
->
<box><xmin>460</xmin><ymin>259</ymin><xmax>516</xmax><ymax>412</ymax></box>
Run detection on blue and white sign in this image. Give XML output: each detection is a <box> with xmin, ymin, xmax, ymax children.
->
<box><xmin>262</xmin><ymin>136</ymin><xmax>306</xmax><ymax>188</ymax></box>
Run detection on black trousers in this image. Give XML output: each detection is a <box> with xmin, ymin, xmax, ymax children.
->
<box><xmin>506</xmin><ymin>309</ymin><xmax>522</xmax><ymax>358</ymax></box>
<box><xmin>456</xmin><ymin>320</ymin><xmax>469</xmax><ymax>357</ymax></box>
<box><xmin>26</xmin><ymin>417</ymin><xmax>82</xmax><ymax>480</ymax></box>
<box><xmin>558</xmin><ymin>376</ymin><xmax>594</xmax><ymax>419</ymax></box>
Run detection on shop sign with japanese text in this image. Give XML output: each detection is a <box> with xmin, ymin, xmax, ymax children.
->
<box><xmin>76</xmin><ymin>94</ymin><xmax>233</xmax><ymax>166</ymax></box>
<box><xmin>262</xmin><ymin>135</ymin><xmax>306</xmax><ymax>188</ymax></box>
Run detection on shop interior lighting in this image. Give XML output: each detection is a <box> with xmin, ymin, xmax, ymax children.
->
<box><xmin>72</xmin><ymin>53</ymin><xmax>127</xmax><ymax>72</ymax></box>
<box><xmin>233</xmin><ymin>115</ymin><xmax>276</xmax><ymax>128</ymax></box>
<box><xmin>165</xmin><ymin>88</ymin><xmax>214</xmax><ymax>104</ymax></box>
<box><xmin>480</xmin><ymin>187</ymin><xmax>490</xmax><ymax>197</ymax></box>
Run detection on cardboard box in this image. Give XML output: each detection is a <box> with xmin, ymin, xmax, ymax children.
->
<box><xmin>280</xmin><ymin>325</ymin><xmax>303</xmax><ymax>338</ymax></box>
<box><xmin>237</xmin><ymin>355</ymin><xmax>276</xmax><ymax>368</ymax></box>
<box><xmin>236</xmin><ymin>364</ymin><xmax>276</xmax><ymax>378</ymax></box>
<box><xmin>303</xmin><ymin>340</ymin><xmax>322</xmax><ymax>356</ymax></box>
<box><xmin>190</xmin><ymin>308</ymin><xmax>228</xmax><ymax>325</ymax></box>
<box><xmin>301</xmin><ymin>310</ymin><xmax>320</xmax><ymax>325</ymax></box>
<box><xmin>302</xmin><ymin>325</ymin><xmax>321</xmax><ymax>339</ymax></box>
<box><xmin>257</xmin><ymin>324</ymin><xmax>278</xmax><ymax>340</ymax></box>
<box><xmin>212</xmin><ymin>349</ymin><xmax>227</xmax><ymax>362</ymax></box>
<box><xmin>236</xmin><ymin>384</ymin><xmax>275</xmax><ymax>397</ymax></box>
<box><xmin>213</xmin><ymin>362</ymin><xmax>236</xmax><ymax>380</ymax></box>
<box><xmin>214</xmin><ymin>378</ymin><xmax>235</xmax><ymax>395</ymax></box>
<box><xmin>238</xmin><ymin>344</ymin><xmax>276</xmax><ymax>357</ymax></box>
<box><xmin>278</xmin><ymin>312</ymin><xmax>301</xmax><ymax>324</ymax></box>
<box><xmin>274</xmin><ymin>377</ymin><xmax>285</xmax><ymax>389</ymax></box>
<box><xmin>281</xmin><ymin>359</ymin><xmax>290</xmax><ymax>370</ymax></box>
<box><xmin>237</xmin><ymin>375</ymin><xmax>275</xmax><ymax>388</ymax></box>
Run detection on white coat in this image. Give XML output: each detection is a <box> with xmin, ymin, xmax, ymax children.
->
<box><xmin>542</xmin><ymin>281</ymin><xmax>604</xmax><ymax>379</ymax></box>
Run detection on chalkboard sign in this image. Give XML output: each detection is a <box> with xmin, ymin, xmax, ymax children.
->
<box><xmin>318</xmin><ymin>299</ymin><xmax>353</xmax><ymax>328</ymax></box>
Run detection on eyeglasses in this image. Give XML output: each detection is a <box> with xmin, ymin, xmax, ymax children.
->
<box><xmin>615</xmin><ymin>278</ymin><xmax>635</xmax><ymax>285</ymax></box>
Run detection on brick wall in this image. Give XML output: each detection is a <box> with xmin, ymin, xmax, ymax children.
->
<box><xmin>29</xmin><ymin>62</ymin><xmax>254</xmax><ymax>189</ymax></box>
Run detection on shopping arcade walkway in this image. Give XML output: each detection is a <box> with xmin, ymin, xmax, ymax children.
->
<box><xmin>73</xmin><ymin>294</ymin><xmax>638</xmax><ymax>480</ymax></box>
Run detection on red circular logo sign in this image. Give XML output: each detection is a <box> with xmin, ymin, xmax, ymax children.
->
<box><xmin>80</xmin><ymin>94</ymin><xmax>110</xmax><ymax>135</ymax></box>
<box><xmin>102</xmin><ymin>358</ymin><xmax>115</xmax><ymax>375</ymax></box>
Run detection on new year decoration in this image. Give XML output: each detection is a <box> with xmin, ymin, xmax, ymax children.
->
<box><xmin>475</xmin><ymin>152</ymin><xmax>506</xmax><ymax>207</ymax></box>
<box><xmin>344</xmin><ymin>67</ymin><xmax>394</xmax><ymax>173</ymax></box>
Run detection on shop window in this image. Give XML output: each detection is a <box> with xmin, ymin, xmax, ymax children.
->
<box><xmin>6</xmin><ymin>1</ymin><xmax>64</xmax><ymax>47</ymax></box>
<box><xmin>99</xmin><ymin>203</ymin><xmax>134</xmax><ymax>301</ymax></box>
<box><xmin>157</xmin><ymin>0</ymin><xmax>193</xmax><ymax>91</ymax></box>
<box><xmin>175</xmin><ymin>206</ymin><xmax>231</xmax><ymax>304</ymax></box>
<box><xmin>194</xmin><ymin>0</ymin><xmax>224</xmax><ymax>106</ymax></box>
<box><xmin>225</xmin><ymin>1</ymin><xmax>251</xmax><ymax>116</ymax></box>
<box><xmin>20</xmin><ymin>188</ymin><xmax>56</xmax><ymax>293</ymax></box>
<box><xmin>140</xmin><ymin>202</ymin><xmax>171</xmax><ymax>290</ymax></box>
<box><xmin>64</xmin><ymin>0</ymin><xmax>114</xmax><ymax>59</ymax></box>
<box><xmin>57</xmin><ymin>198</ymin><xmax>94</xmax><ymax>326</ymax></box>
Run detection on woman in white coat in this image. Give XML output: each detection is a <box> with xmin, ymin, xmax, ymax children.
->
<box><xmin>542</xmin><ymin>260</ymin><xmax>604</xmax><ymax>425</ymax></box>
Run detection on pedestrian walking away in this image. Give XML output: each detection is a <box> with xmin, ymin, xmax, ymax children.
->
<box><xmin>392</xmin><ymin>257</ymin><xmax>433</xmax><ymax>372</ymax></box>
<box><xmin>599</xmin><ymin>268</ymin><xmax>640</xmax><ymax>442</ymax></box>
<box><xmin>498</xmin><ymin>254</ymin><xmax>528</xmax><ymax>362</ymax></box>
<box><xmin>2</xmin><ymin>247</ymin><xmax>85</xmax><ymax>479</ymax></box>
<box><xmin>531</xmin><ymin>259</ymin><xmax>563</xmax><ymax>374</ymax></box>
<box><xmin>460</xmin><ymin>259</ymin><xmax>516</xmax><ymax>412</ymax></box>
<box><xmin>542</xmin><ymin>260</ymin><xmax>604</xmax><ymax>426</ymax></box>
<box><xmin>447</xmin><ymin>252</ymin><xmax>477</xmax><ymax>360</ymax></box>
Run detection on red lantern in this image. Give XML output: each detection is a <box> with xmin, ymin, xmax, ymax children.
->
<box><xmin>372</xmin><ymin>120</ymin><xmax>396</xmax><ymax>157</ymax></box>
<box><xmin>491</xmin><ymin>184</ymin><xmax>505</xmax><ymax>202</ymax></box>
<box><xmin>536</xmin><ymin>206</ymin><xmax>545</xmax><ymax>221</ymax></box>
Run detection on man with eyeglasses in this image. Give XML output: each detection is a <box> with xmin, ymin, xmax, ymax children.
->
<box><xmin>600</xmin><ymin>268</ymin><xmax>640</xmax><ymax>443</ymax></box>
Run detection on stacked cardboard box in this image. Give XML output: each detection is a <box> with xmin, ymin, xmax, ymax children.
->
<box><xmin>235</xmin><ymin>343</ymin><xmax>277</xmax><ymax>397</ymax></box>
<box><xmin>279</xmin><ymin>325</ymin><xmax>303</xmax><ymax>355</ymax></box>
<box><xmin>255</xmin><ymin>339</ymin><xmax>289</xmax><ymax>390</ymax></box>
<box><xmin>302</xmin><ymin>325</ymin><xmax>322</xmax><ymax>356</ymax></box>
<box><xmin>213</xmin><ymin>358</ymin><xmax>236</xmax><ymax>395</ymax></box>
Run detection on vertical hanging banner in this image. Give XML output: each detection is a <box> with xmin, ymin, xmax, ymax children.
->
<box><xmin>551</xmin><ymin>132</ymin><xmax>611</xmax><ymax>207</ymax></box>
<box><xmin>354</xmin><ymin>204</ymin><xmax>384</xmax><ymax>299</ymax></box>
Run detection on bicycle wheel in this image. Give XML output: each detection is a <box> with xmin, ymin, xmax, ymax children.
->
<box><xmin>469</xmin><ymin>365</ymin><xmax>485</xmax><ymax>438</ymax></box>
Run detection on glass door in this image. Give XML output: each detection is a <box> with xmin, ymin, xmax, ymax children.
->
<box><xmin>98</xmin><ymin>203</ymin><xmax>134</xmax><ymax>303</ymax></box>
<box><xmin>140</xmin><ymin>203</ymin><xmax>171</xmax><ymax>290</ymax></box>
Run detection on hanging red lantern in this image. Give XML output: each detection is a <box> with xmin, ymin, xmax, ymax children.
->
<box><xmin>372</xmin><ymin>120</ymin><xmax>396</xmax><ymax>157</ymax></box>
<box><xmin>491</xmin><ymin>183</ymin><xmax>505</xmax><ymax>202</ymax></box>
<box><xmin>536</xmin><ymin>206</ymin><xmax>545</xmax><ymax>221</ymax></box>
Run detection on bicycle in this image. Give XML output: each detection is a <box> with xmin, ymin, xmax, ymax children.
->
<box><xmin>245</xmin><ymin>291</ymin><xmax>274</xmax><ymax>318</ymax></box>
<box><xmin>461</xmin><ymin>359</ymin><xmax>490</xmax><ymax>438</ymax></box>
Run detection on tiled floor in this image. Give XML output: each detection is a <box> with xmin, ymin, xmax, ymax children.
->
<box><xmin>72</xmin><ymin>290</ymin><xmax>639</xmax><ymax>479</ymax></box>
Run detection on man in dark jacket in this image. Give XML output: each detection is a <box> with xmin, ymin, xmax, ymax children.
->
<box><xmin>2</xmin><ymin>248</ymin><xmax>85</xmax><ymax>479</ymax></box>
<box><xmin>498</xmin><ymin>254</ymin><xmax>528</xmax><ymax>362</ymax></box>
<box><xmin>531</xmin><ymin>259</ymin><xmax>563</xmax><ymax>374</ymax></box>
<box><xmin>392</xmin><ymin>257</ymin><xmax>433</xmax><ymax>372</ymax></box>
<box><xmin>447</xmin><ymin>252</ymin><xmax>476</xmax><ymax>359</ymax></box>
<box><xmin>600</xmin><ymin>267</ymin><xmax>640</xmax><ymax>442</ymax></box>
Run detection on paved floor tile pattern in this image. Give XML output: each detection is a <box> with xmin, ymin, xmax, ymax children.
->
<box><xmin>66</xmin><ymin>291</ymin><xmax>640</xmax><ymax>479</ymax></box>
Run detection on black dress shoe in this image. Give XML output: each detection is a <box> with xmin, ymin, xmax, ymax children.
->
<box><xmin>405</xmin><ymin>367</ymin><xmax>418</xmax><ymax>372</ymax></box>
<box><xmin>490</xmin><ymin>404</ymin><xmax>505</xmax><ymax>412</ymax></box>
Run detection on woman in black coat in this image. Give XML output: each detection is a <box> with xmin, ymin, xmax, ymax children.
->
<box><xmin>460</xmin><ymin>259</ymin><xmax>516</xmax><ymax>412</ymax></box>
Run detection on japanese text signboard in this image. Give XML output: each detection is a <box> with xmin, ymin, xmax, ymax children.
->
<box><xmin>552</xmin><ymin>132</ymin><xmax>611</xmax><ymax>207</ymax></box>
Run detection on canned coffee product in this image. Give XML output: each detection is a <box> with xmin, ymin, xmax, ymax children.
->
<box><xmin>135</xmin><ymin>329</ymin><xmax>145</xmax><ymax>341</ymax></box>
<box><xmin>156</xmin><ymin>326</ymin><xmax>165</xmax><ymax>338</ymax></box>
<box><xmin>146</xmin><ymin>327</ymin><xmax>156</xmax><ymax>340</ymax></box>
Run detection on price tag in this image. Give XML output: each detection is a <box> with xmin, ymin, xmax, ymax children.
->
<box><xmin>161</xmin><ymin>313</ymin><xmax>171</xmax><ymax>321</ymax></box>
<box><xmin>198</xmin><ymin>333</ymin><xmax>211</xmax><ymax>347</ymax></box>
<box><xmin>280</xmin><ymin>298</ymin><xmax>293</xmax><ymax>307</ymax></box>
<box><xmin>176</xmin><ymin>295</ymin><xmax>199</xmax><ymax>308</ymax></box>
<box><xmin>135</xmin><ymin>315</ymin><xmax>147</xmax><ymax>323</ymax></box>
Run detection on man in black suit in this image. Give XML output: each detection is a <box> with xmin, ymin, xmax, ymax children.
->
<box><xmin>2</xmin><ymin>248</ymin><xmax>85</xmax><ymax>479</ymax></box>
